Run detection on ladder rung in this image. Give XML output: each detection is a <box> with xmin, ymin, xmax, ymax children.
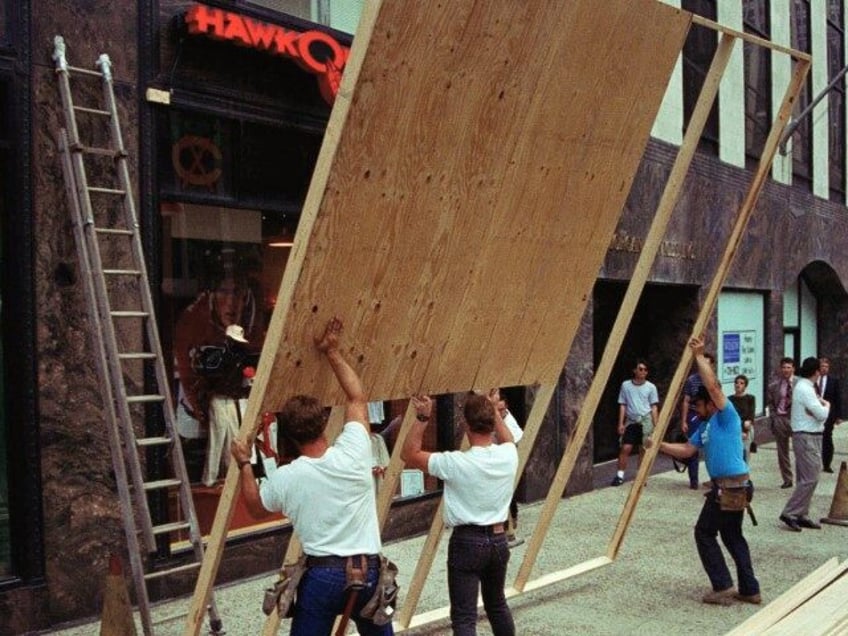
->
<box><xmin>111</xmin><ymin>310</ymin><xmax>149</xmax><ymax>318</ymax></box>
<box><xmin>74</xmin><ymin>105</ymin><xmax>111</xmax><ymax>116</ymax></box>
<box><xmin>95</xmin><ymin>228</ymin><xmax>134</xmax><ymax>236</ymax></box>
<box><xmin>103</xmin><ymin>268</ymin><xmax>141</xmax><ymax>276</ymax></box>
<box><xmin>143</xmin><ymin>478</ymin><xmax>182</xmax><ymax>491</ymax></box>
<box><xmin>79</xmin><ymin>146</ymin><xmax>118</xmax><ymax>157</ymax></box>
<box><xmin>88</xmin><ymin>186</ymin><xmax>125</xmax><ymax>195</ymax></box>
<box><xmin>118</xmin><ymin>352</ymin><xmax>157</xmax><ymax>360</ymax></box>
<box><xmin>66</xmin><ymin>64</ymin><xmax>103</xmax><ymax>77</ymax></box>
<box><xmin>136</xmin><ymin>436</ymin><xmax>172</xmax><ymax>447</ymax></box>
<box><xmin>151</xmin><ymin>521</ymin><xmax>192</xmax><ymax>536</ymax></box>
<box><xmin>126</xmin><ymin>394</ymin><xmax>165</xmax><ymax>404</ymax></box>
<box><xmin>144</xmin><ymin>562</ymin><xmax>201</xmax><ymax>581</ymax></box>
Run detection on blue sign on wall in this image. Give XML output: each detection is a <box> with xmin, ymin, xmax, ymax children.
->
<box><xmin>721</xmin><ymin>330</ymin><xmax>757</xmax><ymax>382</ymax></box>
<box><xmin>723</xmin><ymin>333</ymin><xmax>741</xmax><ymax>363</ymax></box>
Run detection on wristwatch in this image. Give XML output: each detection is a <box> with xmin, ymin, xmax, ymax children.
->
<box><xmin>416</xmin><ymin>413</ymin><xmax>429</xmax><ymax>422</ymax></box>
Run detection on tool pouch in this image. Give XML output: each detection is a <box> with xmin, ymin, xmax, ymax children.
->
<box><xmin>360</xmin><ymin>554</ymin><xmax>399</xmax><ymax>626</ymax></box>
<box><xmin>262</xmin><ymin>555</ymin><xmax>307</xmax><ymax>617</ymax></box>
<box><xmin>715</xmin><ymin>475</ymin><xmax>753</xmax><ymax>512</ymax></box>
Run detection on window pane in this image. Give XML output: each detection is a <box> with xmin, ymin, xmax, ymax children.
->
<box><xmin>827</xmin><ymin>0</ymin><xmax>845</xmax><ymax>200</ymax></box>
<box><xmin>743</xmin><ymin>1</ymin><xmax>771</xmax><ymax>162</ymax></box>
<box><xmin>0</xmin><ymin>1</ymin><xmax>9</xmax><ymax>47</ymax></box>
<box><xmin>159</xmin><ymin>111</ymin><xmax>234</xmax><ymax>202</ymax></box>
<box><xmin>682</xmin><ymin>0</ymin><xmax>719</xmax><ymax>153</ymax></box>
<box><xmin>791</xmin><ymin>0</ymin><xmax>813</xmax><ymax>185</ymax></box>
<box><xmin>0</xmin><ymin>79</ymin><xmax>10</xmax><ymax>580</ymax></box>
<box><xmin>241</xmin><ymin>0</ymin><xmax>311</xmax><ymax>21</ymax></box>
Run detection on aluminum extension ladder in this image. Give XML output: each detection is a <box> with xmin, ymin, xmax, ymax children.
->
<box><xmin>52</xmin><ymin>36</ymin><xmax>222</xmax><ymax>636</ymax></box>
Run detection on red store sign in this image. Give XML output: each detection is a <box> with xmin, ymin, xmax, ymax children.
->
<box><xmin>185</xmin><ymin>3</ymin><xmax>349</xmax><ymax>104</ymax></box>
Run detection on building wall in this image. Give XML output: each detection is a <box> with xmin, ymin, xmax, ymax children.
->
<box><xmin>26</xmin><ymin>1</ymin><xmax>142</xmax><ymax>629</ymax></box>
<box><xmin>3</xmin><ymin>1</ymin><xmax>848</xmax><ymax>633</ymax></box>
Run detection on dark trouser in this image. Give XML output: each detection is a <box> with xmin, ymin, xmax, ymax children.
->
<box><xmin>823</xmin><ymin>421</ymin><xmax>835</xmax><ymax>469</ymax></box>
<box><xmin>448</xmin><ymin>525</ymin><xmax>515</xmax><ymax>636</ymax></box>
<box><xmin>771</xmin><ymin>414</ymin><xmax>793</xmax><ymax>484</ymax></box>
<box><xmin>292</xmin><ymin>556</ymin><xmax>393</xmax><ymax>636</ymax></box>
<box><xmin>695</xmin><ymin>488</ymin><xmax>759</xmax><ymax>597</ymax></box>
<box><xmin>687</xmin><ymin>455</ymin><xmax>699</xmax><ymax>488</ymax></box>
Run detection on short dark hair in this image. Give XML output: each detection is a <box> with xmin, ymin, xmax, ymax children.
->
<box><xmin>799</xmin><ymin>356</ymin><xmax>820</xmax><ymax>379</ymax></box>
<box><xmin>694</xmin><ymin>385</ymin><xmax>712</xmax><ymax>404</ymax></box>
<box><xmin>734</xmin><ymin>374</ymin><xmax>749</xmax><ymax>387</ymax></box>
<box><xmin>278</xmin><ymin>394</ymin><xmax>327</xmax><ymax>445</ymax></box>
<box><xmin>780</xmin><ymin>357</ymin><xmax>795</xmax><ymax>367</ymax></box>
<box><xmin>634</xmin><ymin>358</ymin><xmax>649</xmax><ymax>371</ymax></box>
<box><xmin>463</xmin><ymin>393</ymin><xmax>496</xmax><ymax>434</ymax></box>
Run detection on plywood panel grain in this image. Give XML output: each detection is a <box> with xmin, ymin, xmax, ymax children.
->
<box><xmin>258</xmin><ymin>0</ymin><xmax>692</xmax><ymax>410</ymax></box>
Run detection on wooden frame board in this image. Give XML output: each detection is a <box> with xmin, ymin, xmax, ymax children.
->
<box><xmin>183</xmin><ymin>4</ymin><xmax>810</xmax><ymax>635</ymax></box>
<box><xmin>726</xmin><ymin>558</ymin><xmax>848</xmax><ymax>636</ymax></box>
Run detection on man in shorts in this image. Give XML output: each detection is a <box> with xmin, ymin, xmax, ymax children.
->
<box><xmin>611</xmin><ymin>359</ymin><xmax>659</xmax><ymax>486</ymax></box>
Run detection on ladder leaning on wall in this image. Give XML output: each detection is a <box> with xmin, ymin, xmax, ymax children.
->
<box><xmin>52</xmin><ymin>36</ymin><xmax>222</xmax><ymax>636</ymax></box>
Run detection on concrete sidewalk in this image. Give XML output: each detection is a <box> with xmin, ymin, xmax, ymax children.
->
<box><xmin>45</xmin><ymin>426</ymin><xmax>848</xmax><ymax>635</ymax></box>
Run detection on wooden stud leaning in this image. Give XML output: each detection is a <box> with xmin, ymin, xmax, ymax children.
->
<box><xmin>181</xmin><ymin>2</ymin><xmax>381</xmax><ymax>633</ymax></box>
<box><xmin>606</xmin><ymin>54</ymin><xmax>811</xmax><ymax>561</ymax></box>
<box><xmin>762</xmin><ymin>569</ymin><xmax>848</xmax><ymax>635</ymax></box>
<box><xmin>377</xmin><ymin>403</ymin><xmax>417</xmax><ymax>526</ymax></box>
<box><xmin>725</xmin><ymin>558</ymin><xmax>845</xmax><ymax>636</ymax></box>
<box><xmin>513</xmin><ymin>31</ymin><xmax>735</xmax><ymax>593</ymax></box>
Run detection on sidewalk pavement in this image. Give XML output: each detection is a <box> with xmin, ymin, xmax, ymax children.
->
<box><xmin>45</xmin><ymin>424</ymin><xmax>848</xmax><ymax>635</ymax></box>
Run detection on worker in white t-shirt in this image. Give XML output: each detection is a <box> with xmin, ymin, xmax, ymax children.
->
<box><xmin>402</xmin><ymin>391</ymin><xmax>517</xmax><ymax>635</ymax></box>
<box><xmin>232</xmin><ymin>317</ymin><xmax>392</xmax><ymax>636</ymax></box>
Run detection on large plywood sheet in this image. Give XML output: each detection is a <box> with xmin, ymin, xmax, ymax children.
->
<box><xmin>259</xmin><ymin>0</ymin><xmax>692</xmax><ymax>409</ymax></box>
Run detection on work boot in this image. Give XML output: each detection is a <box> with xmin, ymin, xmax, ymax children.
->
<box><xmin>734</xmin><ymin>592</ymin><xmax>762</xmax><ymax>604</ymax></box>
<box><xmin>702</xmin><ymin>587</ymin><xmax>736</xmax><ymax>606</ymax></box>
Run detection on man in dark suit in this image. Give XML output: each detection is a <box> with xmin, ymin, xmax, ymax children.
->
<box><xmin>818</xmin><ymin>356</ymin><xmax>842</xmax><ymax>473</ymax></box>
<box><xmin>768</xmin><ymin>358</ymin><xmax>796</xmax><ymax>488</ymax></box>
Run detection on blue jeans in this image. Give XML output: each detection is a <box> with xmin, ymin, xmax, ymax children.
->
<box><xmin>694</xmin><ymin>487</ymin><xmax>759</xmax><ymax>596</ymax></box>
<box><xmin>291</xmin><ymin>561</ymin><xmax>393</xmax><ymax>636</ymax></box>
<box><xmin>447</xmin><ymin>526</ymin><xmax>515</xmax><ymax>636</ymax></box>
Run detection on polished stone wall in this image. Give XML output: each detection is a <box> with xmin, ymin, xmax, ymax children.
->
<box><xmin>30</xmin><ymin>1</ymin><xmax>142</xmax><ymax>629</ymax></box>
<box><xmin>11</xmin><ymin>5</ymin><xmax>848</xmax><ymax>634</ymax></box>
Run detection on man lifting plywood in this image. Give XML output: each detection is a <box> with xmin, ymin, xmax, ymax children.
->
<box><xmin>184</xmin><ymin>0</ymin><xmax>693</xmax><ymax>633</ymax></box>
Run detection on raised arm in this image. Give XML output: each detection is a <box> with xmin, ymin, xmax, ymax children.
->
<box><xmin>315</xmin><ymin>317</ymin><xmax>368</xmax><ymax>428</ymax></box>
<box><xmin>231</xmin><ymin>437</ymin><xmax>272</xmax><ymax>518</ymax></box>
<box><xmin>489</xmin><ymin>389</ymin><xmax>514</xmax><ymax>445</ymax></box>
<box><xmin>691</xmin><ymin>335</ymin><xmax>726</xmax><ymax>410</ymax></box>
<box><xmin>402</xmin><ymin>395</ymin><xmax>433</xmax><ymax>472</ymax></box>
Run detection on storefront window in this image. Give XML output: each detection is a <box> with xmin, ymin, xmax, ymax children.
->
<box><xmin>0</xmin><ymin>1</ymin><xmax>9</xmax><ymax>48</ymax></box>
<box><xmin>240</xmin><ymin>0</ymin><xmax>311</xmax><ymax>21</ymax></box>
<box><xmin>157</xmin><ymin>105</ymin><xmax>453</xmax><ymax>539</ymax></box>
<box><xmin>158</xmin><ymin>108</ymin><xmax>318</xmax><ymax>538</ymax></box>
<box><xmin>0</xmin><ymin>78</ymin><xmax>10</xmax><ymax>579</ymax></box>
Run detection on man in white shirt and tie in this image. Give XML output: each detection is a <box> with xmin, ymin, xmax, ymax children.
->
<box><xmin>779</xmin><ymin>357</ymin><xmax>830</xmax><ymax>532</ymax></box>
